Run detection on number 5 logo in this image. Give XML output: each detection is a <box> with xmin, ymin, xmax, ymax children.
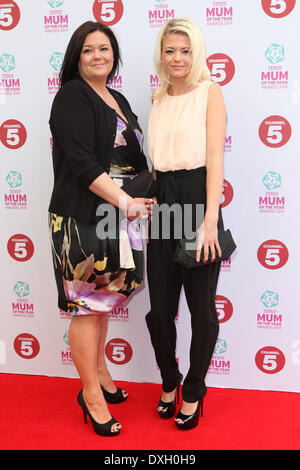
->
<box><xmin>14</xmin><ymin>333</ymin><xmax>40</xmax><ymax>359</ymax></box>
<box><xmin>261</xmin><ymin>0</ymin><xmax>296</xmax><ymax>18</ymax></box>
<box><xmin>105</xmin><ymin>338</ymin><xmax>133</xmax><ymax>365</ymax></box>
<box><xmin>0</xmin><ymin>119</ymin><xmax>27</xmax><ymax>149</ymax></box>
<box><xmin>0</xmin><ymin>0</ymin><xmax>20</xmax><ymax>30</ymax></box>
<box><xmin>206</xmin><ymin>53</ymin><xmax>235</xmax><ymax>86</ymax></box>
<box><xmin>255</xmin><ymin>346</ymin><xmax>285</xmax><ymax>374</ymax></box>
<box><xmin>215</xmin><ymin>295</ymin><xmax>233</xmax><ymax>323</ymax></box>
<box><xmin>259</xmin><ymin>115</ymin><xmax>291</xmax><ymax>148</ymax></box>
<box><xmin>257</xmin><ymin>239</ymin><xmax>289</xmax><ymax>270</ymax></box>
<box><xmin>7</xmin><ymin>234</ymin><xmax>34</xmax><ymax>262</ymax></box>
<box><xmin>93</xmin><ymin>0</ymin><xmax>124</xmax><ymax>26</ymax></box>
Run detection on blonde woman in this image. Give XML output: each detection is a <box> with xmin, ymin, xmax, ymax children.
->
<box><xmin>146</xmin><ymin>18</ymin><xmax>226</xmax><ymax>430</ymax></box>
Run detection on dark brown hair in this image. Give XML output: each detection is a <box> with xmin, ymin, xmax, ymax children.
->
<box><xmin>59</xmin><ymin>21</ymin><xmax>121</xmax><ymax>86</ymax></box>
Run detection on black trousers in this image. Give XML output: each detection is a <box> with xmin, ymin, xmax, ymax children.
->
<box><xmin>146</xmin><ymin>167</ymin><xmax>223</xmax><ymax>403</ymax></box>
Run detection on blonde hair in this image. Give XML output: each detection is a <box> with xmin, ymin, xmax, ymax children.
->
<box><xmin>153</xmin><ymin>17</ymin><xmax>211</xmax><ymax>100</ymax></box>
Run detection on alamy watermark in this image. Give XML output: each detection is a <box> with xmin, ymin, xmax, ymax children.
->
<box><xmin>96</xmin><ymin>198</ymin><xmax>205</xmax><ymax>249</ymax></box>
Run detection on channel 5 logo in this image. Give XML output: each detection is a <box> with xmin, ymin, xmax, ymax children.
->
<box><xmin>105</xmin><ymin>338</ymin><xmax>132</xmax><ymax>365</ymax></box>
<box><xmin>0</xmin><ymin>1</ymin><xmax>20</xmax><ymax>30</ymax></box>
<box><xmin>93</xmin><ymin>0</ymin><xmax>124</xmax><ymax>26</ymax></box>
<box><xmin>261</xmin><ymin>0</ymin><xmax>295</xmax><ymax>18</ymax></box>
<box><xmin>257</xmin><ymin>239</ymin><xmax>288</xmax><ymax>270</ymax></box>
<box><xmin>255</xmin><ymin>346</ymin><xmax>285</xmax><ymax>374</ymax></box>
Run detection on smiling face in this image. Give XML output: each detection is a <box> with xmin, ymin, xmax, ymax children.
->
<box><xmin>78</xmin><ymin>30</ymin><xmax>114</xmax><ymax>83</ymax></box>
<box><xmin>161</xmin><ymin>32</ymin><xmax>192</xmax><ymax>82</ymax></box>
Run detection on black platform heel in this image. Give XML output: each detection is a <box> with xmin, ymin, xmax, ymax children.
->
<box><xmin>175</xmin><ymin>398</ymin><xmax>204</xmax><ymax>431</ymax></box>
<box><xmin>77</xmin><ymin>390</ymin><xmax>121</xmax><ymax>436</ymax></box>
<box><xmin>175</xmin><ymin>398</ymin><xmax>203</xmax><ymax>431</ymax></box>
<box><xmin>157</xmin><ymin>374</ymin><xmax>183</xmax><ymax>419</ymax></box>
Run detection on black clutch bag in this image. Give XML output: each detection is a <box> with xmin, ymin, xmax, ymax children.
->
<box><xmin>121</xmin><ymin>169</ymin><xmax>158</xmax><ymax>198</ymax></box>
<box><xmin>173</xmin><ymin>229</ymin><xmax>236</xmax><ymax>268</ymax></box>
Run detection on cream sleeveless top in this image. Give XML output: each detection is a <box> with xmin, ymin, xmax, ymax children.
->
<box><xmin>147</xmin><ymin>80</ymin><xmax>212</xmax><ymax>172</ymax></box>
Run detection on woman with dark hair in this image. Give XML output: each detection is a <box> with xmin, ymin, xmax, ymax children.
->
<box><xmin>48</xmin><ymin>21</ymin><xmax>153</xmax><ymax>436</ymax></box>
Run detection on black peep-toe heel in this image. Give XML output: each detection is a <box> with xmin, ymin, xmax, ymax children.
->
<box><xmin>157</xmin><ymin>374</ymin><xmax>183</xmax><ymax>419</ymax></box>
<box><xmin>77</xmin><ymin>390</ymin><xmax>121</xmax><ymax>436</ymax></box>
<box><xmin>175</xmin><ymin>398</ymin><xmax>204</xmax><ymax>431</ymax></box>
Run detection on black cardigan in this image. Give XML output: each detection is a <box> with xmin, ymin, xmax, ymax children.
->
<box><xmin>48</xmin><ymin>75</ymin><xmax>148</xmax><ymax>223</ymax></box>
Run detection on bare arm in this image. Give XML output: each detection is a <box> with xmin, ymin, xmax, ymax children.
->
<box><xmin>205</xmin><ymin>82</ymin><xmax>226</xmax><ymax>223</ymax></box>
<box><xmin>197</xmin><ymin>82</ymin><xmax>226</xmax><ymax>262</ymax></box>
<box><xmin>89</xmin><ymin>173</ymin><xmax>153</xmax><ymax>220</ymax></box>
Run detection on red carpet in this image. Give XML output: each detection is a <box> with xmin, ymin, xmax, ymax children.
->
<box><xmin>0</xmin><ymin>373</ymin><xmax>299</xmax><ymax>450</ymax></box>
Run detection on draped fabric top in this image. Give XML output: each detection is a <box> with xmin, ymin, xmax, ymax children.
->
<box><xmin>110</xmin><ymin>115</ymin><xmax>144</xmax><ymax>176</ymax></box>
<box><xmin>147</xmin><ymin>80</ymin><xmax>212</xmax><ymax>172</ymax></box>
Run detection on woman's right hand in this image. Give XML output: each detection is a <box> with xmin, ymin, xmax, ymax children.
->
<box><xmin>126</xmin><ymin>197</ymin><xmax>154</xmax><ymax>221</ymax></box>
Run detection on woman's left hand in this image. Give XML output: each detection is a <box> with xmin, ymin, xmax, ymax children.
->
<box><xmin>196</xmin><ymin>219</ymin><xmax>222</xmax><ymax>263</ymax></box>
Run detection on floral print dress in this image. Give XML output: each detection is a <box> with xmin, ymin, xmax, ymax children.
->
<box><xmin>49</xmin><ymin>114</ymin><xmax>145</xmax><ymax>316</ymax></box>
